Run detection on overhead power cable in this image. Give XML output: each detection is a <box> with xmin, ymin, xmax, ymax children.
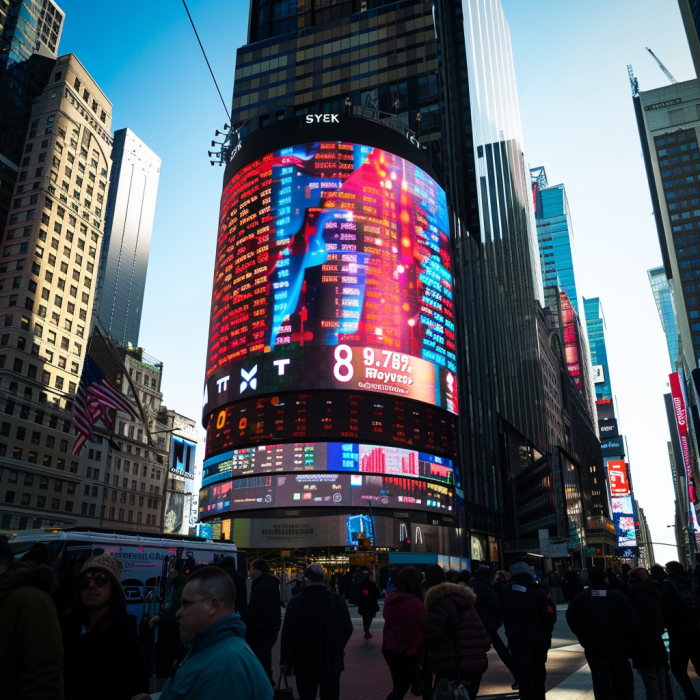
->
<box><xmin>182</xmin><ymin>0</ymin><xmax>231</xmax><ymax>122</ymax></box>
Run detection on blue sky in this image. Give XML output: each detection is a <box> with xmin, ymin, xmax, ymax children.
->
<box><xmin>58</xmin><ymin>0</ymin><xmax>691</xmax><ymax>559</ymax></box>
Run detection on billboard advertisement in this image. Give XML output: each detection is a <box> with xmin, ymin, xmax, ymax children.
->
<box><xmin>608</xmin><ymin>460</ymin><xmax>630</xmax><ymax>497</ymax></box>
<box><xmin>601</xmin><ymin>436</ymin><xmax>625</xmax><ymax>458</ymax></box>
<box><xmin>164</xmin><ymin>492</ymin><xmax>186</xmax><ymax>535</ymax></box>
<box><xmin>592</xmin><ymin>365</ymin><xmax>605</xmax><ymax>384</ymax></box>
<box><xmin>202</xmin><ymin>442</ymin><xmax>456</xmax><ymax>488</ymax></box>
<box><xmin>669</xmin><ymin>371</ymin><xmax>699</xmax><ymax>520</ymax></box>
<box><xmin>612</xmin><ymin>495</ymin><xmax>637</xmax><ymax>548</ymax></box>
<box><xmin>203</xmin><ymin>137</ymin><xmax>457</xmax><ymax>421</ymax></box>
<box><xmin>170</xmin><ymin>435</ymin><xmax>196</xmax><ymax>477</ymax></box>
<box><xmin>599</xmin><ymin>418</ymin><xmax>619</xmax><ymax>440</ymax></box>
<box><xmin>199</xmin><ymin>472</ymin><xmax>455</xmax><ymax>516</ymax></box>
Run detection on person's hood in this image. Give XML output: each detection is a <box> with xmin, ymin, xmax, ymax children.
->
<box><xmin>511</xmin><ymin>573</ymin><xmax>539</xmax><ymax>587</ymax></box>
<box><xmin>629</xmin><ymin>579</ymin><xmax>661</xmax><ymax>599</ymax></box>
<box><xmin>252</xmin><ymin>572</ymin><xmax>280</xmax><ymax>587</ymax></box>
<box><xmin>352</xmin><ymin>571</ymin><xmax>364</xmax><ymax>581</ymax></box>
<box><xmin>190</xmin><ymin>613</ymin><xmax>246</xmax><ymax>655</ymax></box>
<box><xmin>385</xmin><ymin>590</ymin><xmax>420</xmax><ymax>607</ymax></box>
<box><xmin>668</xmin><ymin>572</ymin><xmax>693</xmax><ymax>587</ymax></box>
<box><xmin>424</xmin><ymin>582</ymin><xmax>476</xmax><ymax>610</ymax></box>
<box><xmin>0</xmin><ymin>563</ymin><xmax>55</xmax><ymax>600</ymax></box>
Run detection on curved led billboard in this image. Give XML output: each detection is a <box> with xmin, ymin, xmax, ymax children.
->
<box><xmin>199</xmin><ymin>472</ymin><xmax>456</xmax><ymax>516</ymax></box>
<box><xmin>203</xmin><ymin>138</ymin><xmax>457</xmax><ymax>421</ymax></box>
<box><xmin>202</xmin><ymin>441</ymin><xmax>457</xmax><ymax>488</ymax></box>
<box><xmin>205</xmin><ymin>391</ymin><xmax>457</xmax><ymax>458</ymax></box>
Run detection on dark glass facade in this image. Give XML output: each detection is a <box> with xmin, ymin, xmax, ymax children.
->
<box><xmin>94</xmin><ymin>128</ymin><xmax>160</xmax><ymax>347</ymax></box>
<box><xmin>225</xmin><ymin>0</ymin><xmax>548</xmax><ymax>551</ymax></box>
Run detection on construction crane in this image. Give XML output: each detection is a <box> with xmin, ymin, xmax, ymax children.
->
<box><xmin>627</xmin><ymin>65</ymin><xmax>639</xmax><ymax>98</ymax></box>
<box><xmin>646</xmin><ymin>47</ymin><xmax>678</xmax><ymax>84</ymax></box>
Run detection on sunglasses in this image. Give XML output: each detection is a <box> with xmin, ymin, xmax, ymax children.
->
<box><xmin>78</xmin><ymin>571</ymin><xmax>110</xmax><ymax>590</ymax></box>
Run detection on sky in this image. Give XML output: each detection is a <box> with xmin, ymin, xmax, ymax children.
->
<box><xmin>57</xmin><ymin>0</ymin><xmax>690</xmax><ymax>561</ymax></box>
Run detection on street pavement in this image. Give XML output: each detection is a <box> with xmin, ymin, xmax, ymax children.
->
<box><xmin>271</xmin><ymin>602</ymin><xmax>700</xmax><ymax>700</ymax></box>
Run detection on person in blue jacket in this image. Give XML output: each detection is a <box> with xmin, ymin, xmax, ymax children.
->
<box><xmin>131</xmin><ymin>566</ymin><xmax>272</xmax><ymax>700</ymax></box>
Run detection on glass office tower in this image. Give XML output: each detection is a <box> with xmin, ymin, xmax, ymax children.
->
<box><xmin>649</xmin><ymin>266</ymin><xmax>681</xmax><ymax>370</ymax></box>
<box><xmin>94</xmin><ymin>128</ymin><xmax>160</xmax><ymax>347</ymax></box>
<box><xmin>583</xmin><ymin>297</ymin><xmax>613</xmax><ymax>402</ymax></box>
<box><xmin>532</xmin><ymin>168</ymin><xmax>580</xmax><ymax>313</ymax></box>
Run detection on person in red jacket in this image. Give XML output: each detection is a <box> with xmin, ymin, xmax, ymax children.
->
<box><xmin>423</xmin><ymin>580</ymin><xmax>491</xmax><ymax>699</ymax></box>
<box><xmin>382</xmin><ymin>567</ymin><xmax>428</xmax><ymax>700</ymax></box>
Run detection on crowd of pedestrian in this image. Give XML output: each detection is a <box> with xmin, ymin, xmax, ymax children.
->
<box><xmin>2</xmin><ymin>540</ymin><xmax>700</xmax><ymax>700</ymax></box>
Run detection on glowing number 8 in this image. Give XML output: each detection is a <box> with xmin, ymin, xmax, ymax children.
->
<box><xmin>216</xmin><ymin>410</ymin><xmax>226</xmax><ymax>429</ymax></box>
<box><xmin>334</xmin><ymin>345</ymin><xmax>354</xmax><ymax>382</ymax></box>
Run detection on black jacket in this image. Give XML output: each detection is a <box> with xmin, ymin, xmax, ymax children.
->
<box><xmin>466</xmin><ymin>576</ymin><xmax>503</xmax><ymax>632</ymax></box>
<box><xmin>566</xmin><ymin>584</ymin><xmax>637</xmax><ymax>653</ymax></box>
<box><xmin>628</xmin><ymin>580</ymin><xmax>667</xmax><ymax>669</ymax></box>
<box><xmin>660</xmin><ymin>572</ymin><xmax>697</xmax><ymax>641</ymax></box>
<box><xmin>62</xmin><ymin>611</ymin><xmax>147</xmax><ymax>700</ymax></box>
<box><xmin>279</xmin><ymin>585</ymin><xmax>353</xmax><ymax>673</ymax></box>
<box><xmin>500</xmin><ymin>574</ymin><xmax>556</xmax><ymax>649</ymax></box>
<box><xmin>245</xmin><ymin>573</ymin><xmax>281</xmax><ymax>635</ymax></box>
<box><xmin>357</xmin><ymin>578</ymin><xmax>380</xmax><ymax>616</ymax></box>
<box><xmin>217</xmin><ymin>557</ymin><xmax>248</xmax><ymax>620</ymax></box>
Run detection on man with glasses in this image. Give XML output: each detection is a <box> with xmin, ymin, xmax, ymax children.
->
<box><xmin>132</xmin><ymin>566</ymin><xmax>272</xmax><ymax>700</ymax></box>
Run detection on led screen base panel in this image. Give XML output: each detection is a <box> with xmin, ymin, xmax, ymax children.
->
<box><xmin>205</xmin><ymin>390</ymin><xmax>457</xmax><ymax>459</ymax></box>
<box><xmin>205</xmin><ymin>513</ymin><xmax>463</xmax><ymax>552</ymax></box>
<box><xmin>199</xmin><ymin>472</ymin><xmax>456</xmax><ymax>517</ymax></box>
<box><xmin>203</xmin><ymin>117</ymin><xmax>457</xmax><ymax>424</ymax></box>
<box><xmin>202</xmin><ymin>441</ymin><xmax>458</xmax><ymax>488</ymax></box>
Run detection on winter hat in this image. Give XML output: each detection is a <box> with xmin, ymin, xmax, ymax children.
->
<box><xmin>475</xmin><ymin>565</ymin><xmax>491</xmax><ymax>579</ymax></box>
<box><xmin>80</xmin><ymin>554</ymin><xmax>123</xmax><ymax>586</ymax></box>
<box><xmin>588</xmin><ymin>567</ymin><xmax>607</xmax><ymax>585</ymax></box>
<box><xmin>250</xmin><ymin>558</ymin><xmax>270</xmax><ymax>575</ymax></box>
<box><xmin>665</xmin><ymin>561</ymin><xmax>686</xmax><ymax>576</ymax></box>
<box><xmin>509</xmin><ymin>562</ymin><xmax>532</xmax><ymax>578</ymax></box>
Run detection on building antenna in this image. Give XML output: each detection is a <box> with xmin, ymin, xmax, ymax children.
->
<box><xmin>182</xmin><ymin>0</ymin><xmax>231</xmax><ymax>121</ymax></box>
<box><xmin>645</xmin><ymin>47</ymin><xmax>678</xmax><ymax>84</ymax></box>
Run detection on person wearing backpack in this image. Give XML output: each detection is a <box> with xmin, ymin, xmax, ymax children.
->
<box><xmin>660</xmin><ymin>561</ymin><xmax>700</xmax><ymax>700</ymax></box>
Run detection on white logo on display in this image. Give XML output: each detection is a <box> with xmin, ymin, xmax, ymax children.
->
<box><xmin>240</xmin><ymin>366</ymin><xmax>258</xmax><ymax>394</ymax></box>
<box><xmin>216</xmin><ymin>375</ymin><xmax>230</xmax><ymax>393</ymax></box>
<box><xmin>273</xmin><ymin>359</ymin><xmax>291</xmax><ymax>375</ymax></box>
<box><xmin>306</xmin><ymin>114</ymin><xmax>339</xmax><ymax>123</ymax></box>
<box><xmin>415</xmin><ymin>527</ymin><xmax>423</xmax><ymax>544</ymax></box>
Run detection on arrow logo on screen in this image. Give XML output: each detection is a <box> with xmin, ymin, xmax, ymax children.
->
<box><xmin>240</xmin><ymin>365</ymin><xmax>258</xmax><ymax>394</ymax></box>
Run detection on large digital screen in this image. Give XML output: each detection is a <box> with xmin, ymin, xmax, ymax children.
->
<box><xmin>170</xmin><ymin>436</ymin><xmax>196</xmax><ymax>474</ymax></box>
<box><xmin>608</xmin><ymin>460</ymin><xmax>630</xmax><ymax>497</ymax></box>
<box><xmin>202</xmin><ymin>441</ymin><xmax>456</xmax><ymax>488</ymax></box>
<box><xmin>612</xmin><ymin>496</ymin><xmax>637</xmax><ymax>548</ymax></box>
<box><xmin>199</xmin><ymin>472</ymin><xmax>455</xmax><ymax>515</ymax></box>
<box><xmin>205</xmin><ymin>391</ymin><xmax>457</xmax><ymax>458</ymax></box>
<box><xmin>203</xmin><ymin>140</ymin><xmax>457</xmax><ymax>420</ymax></box>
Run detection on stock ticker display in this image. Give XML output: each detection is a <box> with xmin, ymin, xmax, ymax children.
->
<box><xmin>199</xmin><ymin>472</ymin><xmax>456</xmax><ymax>516</ymax></box>
<box><xmin>203</xmin><ymin>140</ymin><xmax>458</xmax><ymax>419</ymax></box>
<box><xmin>205</xmin><ymin>390</ymin><xmax>457</xmax><ymax>458</ymax></box>
<box><xmin>201</xmin><ymin>132</ymin><xmax>460</xmax><ymax>523</ymax></box>
<box><xmin>201</xmin><ymin>442</ymin><xmax>457</xmax><ymax>487</ymax></box>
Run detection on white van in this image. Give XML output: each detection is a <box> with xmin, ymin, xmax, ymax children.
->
<box><xmin>8</xmin><ymin>527</ymin><xmax>242</xmax><ymax>624</ymax></box>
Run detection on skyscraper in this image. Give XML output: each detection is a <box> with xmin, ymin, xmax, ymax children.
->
<box><xmin>94</xmin><ymin>128</ymin><xmax>160</xmax><ymax>347</ymax></box>
<box><xmin>678</xmin><ymin>0</ymin><xmax>700</xmax><ymax>78</ymax></box>
<box><xmin>632</xmin><ymin>75</ymin><xmax>700</xmax><ymax>370</ymax></box>
<box><xmin>583</xmin><ymin>297</ymin><xmax>613</xmax><ymax>402</ymax></box>
<box><xmin>648</xmin><ymin>265</ymin><xmax>681</xmax><ymax>370</ymax></box>
<box><xmin>0</xmin><ymin>0</ymin><xmax>63</xmax><ymax>68</ymax></box>
<box><xmin>202</xmin><ymin>0</ymin><xmax>556</xmax><ymax>562</ymax></box>
<box><xmin>0</xmin><ymin>54</ymin><xmax>112</xmax><ymax>532</ymax></box>
<box><xmin>532</xmin><ymin>167</ymin><xmax>580</xmax><ymax>312</ymax></box>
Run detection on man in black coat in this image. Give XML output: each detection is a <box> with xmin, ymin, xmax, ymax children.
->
<box><xmin>660</xmin><ymin>560</ymin><xmax>700</xmax><ymax>700</ymax></box>
<box><xmin>244</xmin><ymin>558</ymin><xmax>282</xmax><ymax>684</ymax></box>
<box><xmin>217</xmin><ymin>555</ymin><xmax>248</xmax><ymax>620</ymax></box>
<box><xmin>279</xmin><ymin>564</ymin><xmax>353</xmax><ymax>700</ymax></box>
<box><xmin>499</xmin><ymin>562</ymin><xmax>556</xmax><ymax>700</ymax></box>
<box><xmin>566</xmin><ymin>567</ymin><xmax>636</xmax><ymax>700</ymax></box>
<box><xmin>463</xmin><ymin>566</ymin><xmax>518</xmax><ymax>690</ymax></box>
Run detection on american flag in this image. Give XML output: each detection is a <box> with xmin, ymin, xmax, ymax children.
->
<box><xmin>71</xmin><ymin>356</ymin><xmax>138</xmax><ymax>455</ymax></box>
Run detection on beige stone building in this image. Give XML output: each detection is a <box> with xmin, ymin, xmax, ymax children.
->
<box><xmin>0</xmin><ymin>54</ymin><xmax>112</xmax><ymax>531</ymax></box>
